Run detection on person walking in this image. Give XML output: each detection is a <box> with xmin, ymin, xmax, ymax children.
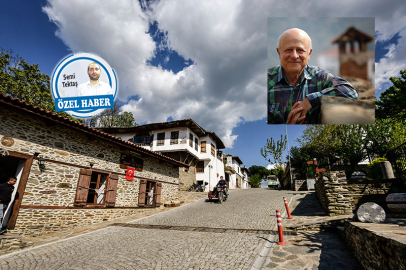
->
<box><xmin>0</xmin><ymin>176</ymin><xmax>17</xmax><ymax>234</ymax></box>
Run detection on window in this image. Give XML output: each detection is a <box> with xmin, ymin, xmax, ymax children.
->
<box><xmin>189</xmin><ymin>133</ymin><xmax>193</xmax><ymax>147</ymax></box>
<box><xmin>170</xmin><ymin>131</ymin><xmax>179</xmax><ymax>145</ymax></box>
<box><xmin>133</xmin><ymin>133</ymin><xmax>153</xmax><ymax>145</ymax></box>
<box><xmin>196</xmin><ymin>161</ymin><xmax>204</xmax><ymax>173</ymax></box>
<box><xmin>138</xmin><ymin>179</ymin><xmax>162</xmax><ymax>207</ymax></box>
<box><xmin>211</xmin><ymin>143</ymin><xmax>215</xmax><ymax>156</ymax></box>
<box><xmin>195</xmin><ymin>138</ymin><xmax>198</xmax><ymax>151</ymax></box>
<box><xmin>87</xmin><ymin>172</ymin><xmax>107</xmax><ymax>204</ymax></box>
<box><xmin>201</xmin><ymin>141</ymin><xmax>206</xmax><ymax>153</ymax></box>
<box><xmin>74</xmin><ymin>169</ymin><xmax>119</xmax><ymax>207</ymax></box>
<box><xmin>157</xmin><ymin>132</ymin><xmax>165</xmax><ymax>146</ymax></box>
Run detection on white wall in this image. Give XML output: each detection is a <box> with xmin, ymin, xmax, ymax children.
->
<box><xmin>111</xmin><ymin>127</ymin><xmax>224</xmax><ymax>191</ymax></box>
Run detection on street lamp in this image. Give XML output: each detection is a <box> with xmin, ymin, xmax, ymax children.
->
<box><xmin>38</xmin><ymin>157</ymin><xmax>46</xmax><ymax>173</ymax></box>
<box><xmin>208</xmin><ymin>164</ymin><xmax>213</xmax><ymax>191</ymax></box>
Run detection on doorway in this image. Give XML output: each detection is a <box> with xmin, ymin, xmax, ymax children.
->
<box><xmin>0</xmin><ymin>155</ymin><xmax>25</xmax><ymax>229</ymax></box>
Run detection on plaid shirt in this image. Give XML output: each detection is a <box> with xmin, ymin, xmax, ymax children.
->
<box><xmin>267</xmin><ymin>65</ymin><xmax>359</xmax><ymax>124</ymax></box>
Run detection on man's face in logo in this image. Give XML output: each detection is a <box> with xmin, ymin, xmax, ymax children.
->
<box><xmin>87</xmin><ymin>63</ymin><xmax>101</xmax><ymax>81</ymax></box>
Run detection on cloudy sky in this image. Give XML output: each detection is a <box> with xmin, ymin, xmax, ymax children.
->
<box><xmin>1</xmin><ymin>0</ymin><xmax>406</xmax><ymax>168</ymax></box>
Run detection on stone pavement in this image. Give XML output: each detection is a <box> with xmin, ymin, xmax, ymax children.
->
<box><xmin>0</xmin><ymin>188</ymin><xmax>297</xmax><ymax>270</ymax></box>
<box><xmin>0</xmin><ymin>189</ymin><xmax>363</xmax><ymax>269</ymax></box>
<box><xmin>0</xmin><ymin>191</ymin><xmax>209</xmax><ymax>255</ymax></box>
<box><xmin>263</xmin><ymin>191</ymin><xmax>363</xmax><ymax>270</ymax></box>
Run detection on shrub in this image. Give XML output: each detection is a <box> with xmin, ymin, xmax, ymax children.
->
<box><xmin>367</xmin><ymin>157</ymin><xmax>387</xmax><ymax>180</ymax></box>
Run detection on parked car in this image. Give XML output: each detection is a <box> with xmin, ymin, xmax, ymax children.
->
<box><xmin>267</xmin><ymin>175</ymin><xmax>280</xmax><ymax>190</ymax></box>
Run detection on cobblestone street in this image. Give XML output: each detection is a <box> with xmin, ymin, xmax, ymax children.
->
<box><xmin>0</xmin><ymin>189</ymin><xmax>296</xmax><ymax>270</ymax></box>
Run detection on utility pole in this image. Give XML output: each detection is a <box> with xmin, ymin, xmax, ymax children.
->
<box><xmin>286</xmin><ymin>125</ymin><xmax>293</xmax><ymax>190</ymax></box>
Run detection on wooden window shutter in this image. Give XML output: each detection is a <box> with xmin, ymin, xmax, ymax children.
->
<box><xmin>105</xmin><ymin>174</ymin><xmax>119</xmax><ymax>207</ymax></box>
<box><xmin>201</xmin><ymin>141</ymin><xmax>206</xmax><ymax>152</ymax></box>
<box><xmin>74</xmin><ymin>169</ymin><xmax>92</xmax><ymax>206</ymax></box>
<box><xmin>155</xmin><ymin>182</ymin><xmax>162</xmax><ymax>207</ymax></box>
<box><xmin>138</xmin><ymin>179</ymin><xmax>147</xmax><ymax>207</ymax></box>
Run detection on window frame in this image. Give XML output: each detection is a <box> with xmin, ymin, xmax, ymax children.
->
<box><xmin>74</xmin><ymin>169</ymin><xmax>119</xmax><ymax>208</ymax></box>
<box><xmin>196</xmin><ymin>161</ymin><xmax>204</xmax><ymax>173</ymax></box>
<box><xmin>170</xmin><ymin>131</ymin><xmax>179</xmax><ymax>145</ymax></box>
<box><xmin>189</xmin><ymin>133</ymin><xmax>193</xmax><ymax>148</ymax></box>
<box><xmin>201</xmin><ymin>141</ymin><xmax>206</xmax><ymax>153</ymax></box>
<box><xmin>156</xmin><ymin>132</ymin><xmax>165</xmax><ymax>146</ymax></box>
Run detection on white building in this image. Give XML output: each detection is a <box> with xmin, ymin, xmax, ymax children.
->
<box><xmin>99</xmin><ymin>119</ymin><xmax>225</xmax><ymax>191</ymax></box>
<box><xmin>241</xmin><ymin>166</ymin><xmax>250</xmax><ymax>189</ymax></box>
<box><xmin>223</xmin><ymin>154</ymin><xmax>248</xmax><ymax>189</ymax></box>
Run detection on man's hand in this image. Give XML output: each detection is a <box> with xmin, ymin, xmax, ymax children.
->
<box><xmin>287</xmin><ymin>102</ymin><xmax>305</xmax><ymax>124</ymax></box>
<box><xmin>298</xmin><ymin>97</ymin><xmax>312</xmax><ymax>124</ymax></box>
<box><xmin>287</xmin><ymin>98</ymin><xmax>312</xmax><ymax>124</ymax></box>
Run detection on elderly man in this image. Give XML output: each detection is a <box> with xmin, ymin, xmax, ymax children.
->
<box><xmin>267</xmin><ymin>28</ymin><xmax>358</xmax><ymax>124</ymax></box>
<box><xmin>76</xmin><ymin>62</ymin><xmax>113</xmax><ymax>97</ymax></box>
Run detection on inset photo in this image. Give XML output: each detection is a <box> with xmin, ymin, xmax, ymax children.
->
<box><xmin>267</xmin><ymin>17</ymin><xmax>375</xmax><ymax>124</ymax></box>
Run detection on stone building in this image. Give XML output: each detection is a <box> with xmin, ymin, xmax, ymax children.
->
<box><xmin>99</xmin><ymin>119</ymin><xmax>226</xmax><ymax>192</ymax></box>
<box><xmin>0</xmin><ymin>93</ymin><xmax>187</xmax><ymax>237</ymax></box>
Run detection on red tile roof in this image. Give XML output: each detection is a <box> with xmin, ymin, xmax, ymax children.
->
<box><xmin>0</xmin><ymin>92</ymin><xmax>188</xmax><ymax>167</ymax></box>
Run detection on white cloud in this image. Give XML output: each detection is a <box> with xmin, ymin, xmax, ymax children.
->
<box><xmin>43</xmin><ymin>0</ymin><xmax>406</xmax><ymax>148</ymax></box>
<box><xmin>375</xmin><ymin>28</ymin><xmax>406</xmax><ymax>91</ymax></box>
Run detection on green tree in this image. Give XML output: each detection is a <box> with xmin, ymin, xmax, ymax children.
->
<box><xmin>261</xmin><ymin>134</ymin><xmax>287</xmax><ymax>182</ymax></box>
<box><xmin>248</xmin><ymin>174</ymin><xmax>262</xmax><ymax>188</ymax></box>
<box><xmin>296</xmin><ymin>125</ymin><xmax>341</xmax><ymax>170</ymax></box>
<box><xmin>334</xmin><ymin>125</ymin><xmax>368</xmax><ymax>170</ymax></box>
<box><xmin>364</xmin><ymin>118</ymin><xmax>406</xmax><ymax>158</ymax></box>
<box><xmin>248</xmin><ymin>165</ymin><xmax>271</xmax><ymax>178</ymax></box>
<box><xmin>85</xmin><ymin>101</ymin><xmax>138</xmax><ymax>128</ymax></box>
<box><xmin>289</xmin><ymin>145</ymin><xmax>315</xmax><ymax>179</ymax></box>
<box><xmin>0</xmin><ymin>48</ymin><xmax>80</xmax><ymax>122</ymax></box>
<box><xmin>376</xmin><ymin>69</ymin><xmax>406</xmax><ymax>120</ymax></box>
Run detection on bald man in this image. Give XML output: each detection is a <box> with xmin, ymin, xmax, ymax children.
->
<box><xmin>267</xmin><ymin>28</ymin><xmax>359</xmax><ymax>124</ymax></box>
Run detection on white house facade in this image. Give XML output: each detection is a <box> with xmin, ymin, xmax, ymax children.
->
<box><xmin>99</xmin><ymin>119</ymin><xmax>226</xmax><ymax>192</ymax></box>
<box><xmin>223</xmin><ymin>154</ymin><xmax>248</xmax><ymax>189</ymax></box>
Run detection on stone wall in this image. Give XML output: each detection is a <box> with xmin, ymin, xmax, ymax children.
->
<box><xmin>346</xmin><ymin>179</ymin><xmax>393</xmax><ymax>211</ymax></box>
<box><xmin>179</xmin><ymin>167</ymin><xmax>196</xmax><ymax>191</ymax></box>
<box><xmin>315</xmin><ymin>171</ymin><xmax>396</xmax><ymax>216</ymax></box>
<box><xmin>13</xmin><ymin>208</ymin><xmax>152</xmax><ymax>236</ymax></box>
<box><xmin>315</xmin><ymin>172</ymin><xmax>353</xmax><ymax>216</ymax></box>
<box><xmin>0</xmin><ymin>108</ymin><xmax>180</xmax><ymax>236</ymax></box>
<box><xmin>343</xmin><ymin>221</ymin><xmax>406</xmax><ymax>270</ymax></box>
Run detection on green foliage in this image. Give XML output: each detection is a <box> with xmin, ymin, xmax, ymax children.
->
<box><xmin>271</xmin><ymin>166</ymin><xmax>285</xmax><ymax>183</ymax></box>
<box><xmin>289</xmin><ymin>146</ymin><xmax>315</xmax><ymax>179</ymax></box>
<box><xmin>0</xmin><ymin>48</ymin><xmax>81</xmax><ymax>122</ymax></box>
<box><xmin>261</xmin><ymin>134</ymin><xmax>287</xmax><ymax>168</ymax></box>
<box><xmin>295</xmin><ymin>125</ymin><xmax>342</xmax><ymax>169</ymax></box>
<box><xmin>376</xmin><ymin>69</ymin><xmax>406</xmax><ymax>120</ymax></box>
<box><xmin>364</xmin><ymin>118</ymin><xmax>406</xmax><ymax>158</ymax></box>
<box><xmin>85</xmin><ymin>101</ymin><xmax>138</xmax><ymax>128</ymax></box>
<box><xmin>248</xmin><ymin>165</ymin><xmax>271</xmax><ymax>178</ymax></box>
<box><xmin>367</xmin><ymin>157</ymin><xmax>387</xmax><ymax>180</ymax></box>
<box><xmin>249</xmin><ymin>174</ymin><xmax>262</xmax><ymax>188</ymax></box>
<box><xmin>334</xmin><ymin>125</ymin><xmax>368</xmax><ymax>170</ymax></box>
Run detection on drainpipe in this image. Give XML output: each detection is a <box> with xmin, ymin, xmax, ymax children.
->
<box><xmin>286</xmin><ymin>125</ymin><xmax>293</xmax><ymax>190</ymax></box>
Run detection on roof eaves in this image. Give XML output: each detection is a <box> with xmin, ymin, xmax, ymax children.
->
<box><xmin>0</xmin><ymin>93</ymin><xmax>188</xmax><ymax>168</ymax></box>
